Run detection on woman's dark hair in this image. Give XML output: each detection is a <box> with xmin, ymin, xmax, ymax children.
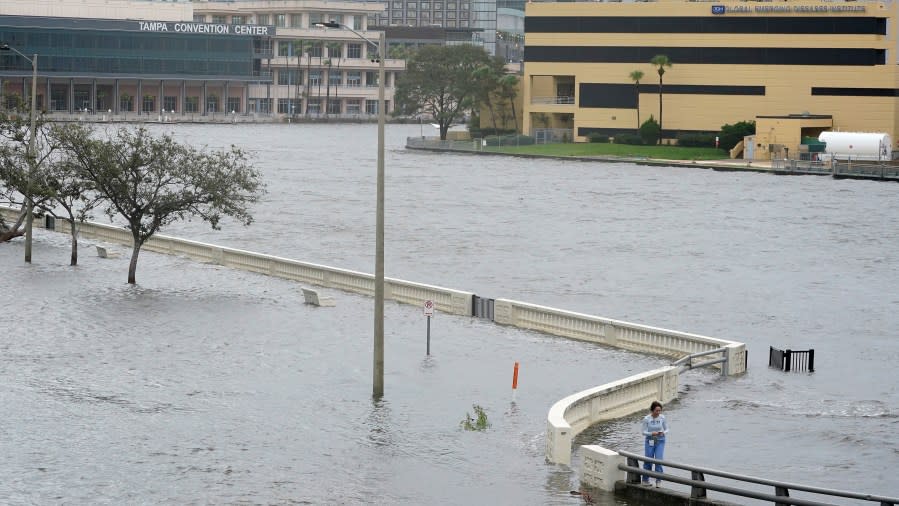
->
<box><xmin>650</xmin><ymin>401</ymin><xmax>663</xmax><ymax>412</ymax></box>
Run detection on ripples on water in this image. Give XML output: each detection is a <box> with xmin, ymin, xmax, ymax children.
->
<box><xmin>3</xmin><ymin>123</ymin><xmax>897</xmax><ymax>503</ymax></box>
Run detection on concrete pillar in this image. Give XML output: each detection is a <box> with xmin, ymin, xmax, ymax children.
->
<box><xmin>581</xmin><ymin>446</ymin><xmax>626</xmax><ymax>492</ymax></box>
<box><xmin>493</xmin><ymin>299</ymin><xmax>514</xmax><ymax>325</ymax></box>
<box><xmin>113</xmin><ymin>79</ymin><xmax>119</xmax><ymax>114</ymax></box>
<box><xmin>137</xmin><ymin>80</ymin><xmax>142</xmax><ymax>115</ymax></box>
<box><xmin>91</xmin><ymin>79</ymin><xmax>97</xmax><ymax>113</ymax></box>
<box><xmin>202</xmin><ymin>80</ymin><xmax>207</xmax><ymax>116</ymax></box>
<box><xmin>725</xmin><ymin>343</ymin><xmax>747</xmax><ymax>376</ymax></box>
<box><xmin>180</xmin><ymin>80</ymin><xmax>186</xmax><ymax>115</ymax></box>
<box><xmin>46</xmin><ymin>78</ymin><xmax>51</xmax><ymax>112</ymax></box>
<box><xmin>68</xmin><ymin>78</ymin><xmax>74</xmax><ymax>114</ymax></box>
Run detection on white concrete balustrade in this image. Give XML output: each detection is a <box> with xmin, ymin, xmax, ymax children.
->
<box><xmin>0</xmin><ymin>209</ymin><xmax>473</xmax><ymax>317</ymax></box>
<box><xmin>2</xmin><ymin>206</ymin><xmax>748</xmax><ymax>481</ymax></box>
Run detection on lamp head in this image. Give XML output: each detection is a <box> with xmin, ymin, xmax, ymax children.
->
<box><xmin>315</xmin><ymin>21</ymin><xmax>341</xmax><ymax>29</ymax></box>
<box><xmin>0</xmin><ymin>43</ymin><xmax>9</xmax><ymax>50</ymax></box>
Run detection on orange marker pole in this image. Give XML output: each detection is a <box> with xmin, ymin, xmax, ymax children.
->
<box><xmin>512</xmin><ymin>361</ymin><xmax>520</xmax><ymax>401</ymax></box>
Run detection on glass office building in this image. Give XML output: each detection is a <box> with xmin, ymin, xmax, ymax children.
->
<box><xmin>0</xmin><ymin>15</ymin><xmax>274</xmax><ymax>115</ymax></box>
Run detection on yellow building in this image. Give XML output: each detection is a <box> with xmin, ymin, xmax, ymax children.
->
<box><xmin>522</xmin><ymin>0</ymin><xmax>898</xmax><ymax>159</ymax></box>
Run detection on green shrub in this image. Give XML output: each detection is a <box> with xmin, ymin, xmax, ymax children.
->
<box><xmin>718</xmin><ymin>120</ymin><xmax>756</xmax><ymax>152</ymax></box>
<box><xmin>677</xmin><ymin>132</ymin><xmax>717</xmax><ymax>147</ymax></box>
<box><xmin>639</xmin><ymin>115</ymin><xmax>661</xmax><ymax>145</ymax></box>
<box><xmin>460</xmin><ymin>404</ymin><xmax>490</xmax><ymax>431</ymax></box>
<box><xmin>614</xmin><ymin>133</ymin><xmax>643</xmax><ymax>145</ymax></box>
<box><xmin>587</xmin><ymin>132</ymin><xmax>610</xmax><ymax>143</ymax></box>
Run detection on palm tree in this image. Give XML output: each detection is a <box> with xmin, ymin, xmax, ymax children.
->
<box><xmin>649</xmin><ymin>54</ymin><xmax>672</xmax><ymax>145</ymax></box>
<box><xmin>629</xmin><ymin>70</ymin><xmax>644</xmax><ymax>133</ymax></box>
<box><xmin>293</xmin><ymin>40</ymin><xmax>306</xmax><ymax>118</ymax></box>
<box><xmin>472</xmin><ymin>65</ymin><xmax>500</xmax><ymax>131</ymax></box>
<box><xmin>326</xmin><ymin>42</ymin><xmax>342</xmax><ymax>117</ymax></box>
<box><xmin>498</xmin><ymin>74</ymin><xmax>520</xmax><ymax>133</ymax></box>
<box><xmin>304</xmin><ymin>43</ymin><xmax>315</xmax><ymax>115</ymax></box>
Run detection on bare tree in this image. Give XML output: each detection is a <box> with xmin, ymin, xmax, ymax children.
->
<box><xmin>60</xmin><ymin>127</ymin><xmax>265</xmax><ymax>284</ymax></box>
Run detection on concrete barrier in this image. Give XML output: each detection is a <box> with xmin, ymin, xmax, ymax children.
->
<box><xmin>0</xmin><ymin>208</ymin><xmax>474</xmax><ymax>317</ymax></box>
<box><xmin>546</xmin><ymin>366</ymin><xmax>680</xmax><ymax>466</ymax></box>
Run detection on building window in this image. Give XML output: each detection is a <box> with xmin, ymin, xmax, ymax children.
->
<box><xmin>227</xmin><ymin>97</ymin><xmax>240</xmax><ymax>113</ymax></box>
<box><xmin>421</xmin><ymin>12</ymin><xmax>430</xmax><ymax>20</ymax></box>
<box><xmin>365</xmin><ymin>99</ymin><xmax>378</xmax><ymax>114</ymax></box>
<box><xmin>448</xmin><ymin>12</ymin><xmax>456</xmax><ymax>19</ymax></box>
<box><xmin>232</xmin><ymin>15</ymin><xmax>246</xmax><ymax>24</ymax></box>
<box><xmin>307</xmin><ymin>100</ymin><xmax>321</xmax><ymax>114</ymax></box>
<box><xmin>278</xmin><ymin>40</ymin><xmax>292</xmax><ymax>56</ymax></box>
<box><xmin>278</xmin><ymin>98</ymin><xmax>301</xmax><ymax>114</ymax></box>
<box><xmin>164</xmin><ymin>96</ymin><xmax>177</xmax><ymax>112</ymax></box>
<box><xmin>256</xmin><ymin>98</ymin><xmax>272</xmax><ymax>113</ymax></box>
<box><xmin>328</xmin><ymin>99</ymin><xmax>341</xmax><ymax>114</ymax></box>
<box><xmin>329</xmin><ymin>70</ymin><xmax>341</xmax><ymax>86</ymax></box>
<box><xmin>435</xmin><ymin>2</ymin><xmax>443</xmax><ymax>8</ymax></box>
<box><xmin>212</xmin><ymin>15</ymin><xmax>227</xmax><ymax>24</ymax></box>
<box><xmin>278</xmin><ymin>69</ymin><xmax>301</xmax><ymax>85</ymax></box>
<box><xmin>346</xmin><ymin>71</ymin><xmax>362</xmax><ymax>87</ymax></box>
<box><xmin>257</xmin><ymin>14</ymin><xmax>270</xmax><ymax>25</ymax></box>
<box><xmin>352</xmin><ymin>15</ymin><xmax>363</xmax><ymax>30</ymax></box>
<box><xmin>193</xmin><ymin>14</ymin><xmax>206</xmax><ymax>22</ymax></box>
<box><xmin>310</xmin><ymin>43</ymin><xmax>323</xmax><ymax>58</ymax></box>
<box><xmin>461</xmin><ymin>1</ymin><xmax>469</xmax><ymax>9</ymax></box>
<box><xmin>185</xmin><ymin>96</ymin><xmax>199</xmax><ymax>113</ymax></box>
<box><xmin>291</xmin><ymin>14</ymin><xmax>303</xmax><ymax>28</ymax></box>
<box><xmin>447</xmin><ymin>2</ymin><xmax>456</xmax><ymax>8</ymax></box>
<box><xmin>435</xmin><ymin>11</ymin><xmax>443</xmax><ymax>19</ymax></box>
<box><xmin>207</xmin><ymin>94</ymin><xmax>219</xmax><ymax>113</ymax></box>
<box><xmin>120</xmin><ymin>94</ymin><xmax>133</xmax><ymax>112</ymax></box>
<box><xmin>329</xmin><ymin>45</ymin><xmax>342</xmax><ymax>58</ymax></box>
<box><xmin>308</xmin><ymin>70</ymin><xmax>322</xmax><ymax>87</ymax></box>
<box><xmin>408</xmin><ymin>2</ymin><xmax>417</xmax><ymax>9</ymax></box>
<box><xmin>346</xmin><ymin>99</ymin><xmax>361</xmax><ymax>114</ymax></box>
<box><xmin>308</xmin><ymin>13</ymin><xmax>323</xmax><ymax>27</ymax></box>
<box><xmin>366</xmin><ymin>71</ymin><xmax>379</xmax><ymax>87</ymax></box>
<box><xmin>276</xmin><ymin>14</ymin><xmax>287</xmax><ymax>27</ymax></box>
<box><xmin>329</xmin><ymin>15</ymin><xmax>343</xmax><ymax>24</ymax></box>
<box><xmin>142</xmin><ymin>95</ymin><xmax>155</xmax><ymax>113</ymax></box>
<box><xmin>348</xmin><ymin>43</ymin><xmax>362</xmax><ymax>59</ymax></box>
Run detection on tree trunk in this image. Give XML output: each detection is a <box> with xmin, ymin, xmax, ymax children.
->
<box><xmin>510</xmin><ymin>96</ymin><xmax>518</xmax><ymax>133</ymax></box>
<box><xmin>325</xmin><ymin>61</ymin><xmax>331</xmax><ymax>118</ymax></box>
<box><xmin>658</xmin><ymin>76</ymin><xmax>664</xmax><ymax>145</ymax></box>
<box><xmin>440</xmin><ymin>123</ymin><xmax>449</xmax><ymax>141</ymax></box>
<box><xmin>0</xmin><ymin>209</ymin><xmax>26</xmax><ymax>243</ymax></box>
<box><xmin>635</xmin><ymin>83</ymin><xmax>641</xmax><ymax>133</ymax></box>
<box><xmin>128</xmin><ymin>241</ymin><xmax>141</xmax><ymax>284</ymax></box>
<box><xmin>69</xmin><ymin>226</ymin><xmax>78</xmax><ymax>266</ymax></box>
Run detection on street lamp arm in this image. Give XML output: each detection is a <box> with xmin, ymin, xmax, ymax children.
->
<box><xmin>0</xmin><ymin>43</ymin><xmax>33</xmax><ymax>65</ymax></box>
<box><xmin>314</xmin><ymin>22</ymin><xmax>380</xmax><ymax>56</ymax></box>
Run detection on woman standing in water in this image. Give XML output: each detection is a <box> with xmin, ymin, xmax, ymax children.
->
<box><xmin>641</xmin><ymin>401</ymin><xmax>669</xmax><ymax>487</ymax></box>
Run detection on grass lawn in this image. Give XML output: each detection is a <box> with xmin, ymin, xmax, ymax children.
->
<box><xmin>486</xmin><ymin>142</ymin><xmax>728</xmax><ymax>160</ymax></box>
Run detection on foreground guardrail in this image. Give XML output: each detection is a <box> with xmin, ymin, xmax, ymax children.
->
<box><xmin>600</xmin><ymin>449</ymin><xmax>899</xmax><ymax>506</ymax></box>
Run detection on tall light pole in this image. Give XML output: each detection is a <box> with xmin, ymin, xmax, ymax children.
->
<box><xmin>317</xmin><ymin>22</ymin><xmax>386</xmax><ymax>398</ymax></box>
<box><xmin>0</xmin><ymin>43</ymin><xmax>37</xmax><ymax>263</ymax></box>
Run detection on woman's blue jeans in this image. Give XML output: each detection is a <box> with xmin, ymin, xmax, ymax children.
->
<box><xmin>643</xmin><ymin>437</ymin><xmax>665</xmax><ymax>481</ymax></box>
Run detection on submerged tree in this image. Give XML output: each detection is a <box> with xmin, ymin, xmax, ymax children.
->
<box><xmin>61</xmin><ymin>127</ymin><xmax>265</xmax><ymax>284</ymax></box>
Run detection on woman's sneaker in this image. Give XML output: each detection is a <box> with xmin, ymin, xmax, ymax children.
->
<box><xmin>642</xmin><ymin>480</ymin><xmax>652</xmax><ymax>486</ymax></box>
<box><xmin>655</xmin><ymin>480</ymin><xmax>662</xmax><ymax>488</ymax></box>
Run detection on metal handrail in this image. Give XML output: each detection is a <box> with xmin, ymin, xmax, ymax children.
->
<box><xmin>671</xmin><ymin>347</ymin><xmax>728</xmax><ymax>375</ymax></box>
<box><xmin>618</xmin><ymin>450</ymin><xmax>898</xmax><ymax>505</ymax></box>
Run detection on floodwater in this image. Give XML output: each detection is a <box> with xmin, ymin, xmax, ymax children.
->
<box><xmin>2</xmin><ymin>123</ymin><xmax>897</xmax><ymax>504</ymax></box>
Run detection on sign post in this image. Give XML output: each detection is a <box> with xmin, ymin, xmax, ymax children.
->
<box><xmin>423</xmin><ymin>300</ymin><xmax>434</xmax><ymax>355</ymax></box>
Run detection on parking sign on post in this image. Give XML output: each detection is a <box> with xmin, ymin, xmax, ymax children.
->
<box><xmin>424</xmin><ymin>300</ymin><xmax>434</xmax><ymax>355</ymax></box>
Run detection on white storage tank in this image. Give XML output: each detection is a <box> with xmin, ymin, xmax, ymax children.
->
<box><xmin>818</xmin><ymin>131</ymin><xmax>892</xmax><ymax>161</ymax></box>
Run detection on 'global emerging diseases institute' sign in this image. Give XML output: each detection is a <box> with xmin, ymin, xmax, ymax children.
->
<box><xmin>138</xmin><ymin>21</ymin><xmax>273</xmax><ymax>36</ymax></box>
<box><xmin>712</xmin><ymin>4</ymin><xmax>866</xmax><ymax>14</ymax></box>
